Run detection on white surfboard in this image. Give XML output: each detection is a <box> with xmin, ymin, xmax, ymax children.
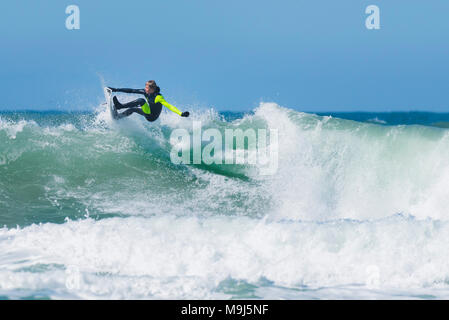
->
<box><xmin>103</xmin><ymin>87</ymin><xmax>118</xmax><ymax>119</ymax></box>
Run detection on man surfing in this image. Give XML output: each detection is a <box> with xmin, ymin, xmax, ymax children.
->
<box><xmin>106</xmin><ymin>80</ymin><xmax>189</xmax><ymax>121</ymax></box>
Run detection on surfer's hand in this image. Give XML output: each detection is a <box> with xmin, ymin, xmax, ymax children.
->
<box><xmin>181</xmin><ymin>111</ymin><xmax>190</xmax><ymax>117</ymax></box>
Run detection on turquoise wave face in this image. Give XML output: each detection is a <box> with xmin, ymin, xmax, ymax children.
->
<box><xmin>0</xmin><ymin>110</ymin><xmax>272</xmax><ymax>227</ymax></box>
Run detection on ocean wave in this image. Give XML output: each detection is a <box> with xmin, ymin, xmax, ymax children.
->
<box><xmin>1</xmin><ymin>104</ymin><xmax>449</xmax><ymax>225</ymax></box>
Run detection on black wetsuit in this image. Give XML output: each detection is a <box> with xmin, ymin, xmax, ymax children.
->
<box><xmin>110</xmin><ymin>87</ymin><xmax>183</xmax><ymax>122</ymax></box>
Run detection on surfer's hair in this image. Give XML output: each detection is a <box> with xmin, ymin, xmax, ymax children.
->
<box><xmin>146</xmin><ymin>80</ymin><xmax>160</xmax><ymax>93</ymax></box>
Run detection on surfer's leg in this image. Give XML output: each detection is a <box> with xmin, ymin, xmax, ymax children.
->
<box><xmin>144</xmin><ymin>113</ymin><xmax>160</xmax><ymax>122</ymax></box>
<box><xmin>143</xmin><ymin>107</ymin><xmax>162</xmax><ymax>122</ymax></box>
<box><xmin>114</xmin><ymin>97</ymin><xmax>146</xmax><ymax>110</ymax></box>
<box><xmin>129</xmin><ymin>108</ymin><xmax>160</xmax><ymax>122</ymax></box>
<box><xmin>116</xmin><ymin>107</ymin><xmax>143</xmax><ymax>119</ymax></box>
<box><xmin>133</xmin><ymin>108</ymin><xmax>162</xmax><ymax>122</ymax></box>
<box><xmin>117</xmin><ymin>107</ymin><xmax>156</xmax><ymax>121</ymax></box>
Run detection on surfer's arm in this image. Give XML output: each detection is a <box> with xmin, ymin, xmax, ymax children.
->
<box><xmin>155</xmin><ymin>95</ymin><xmax>183</xmax><ymax>116</ymax></box>
<box><xmin>108</xmin><ymin>87</ymin><xmax>145</xmax><ymax>95</ymax></box>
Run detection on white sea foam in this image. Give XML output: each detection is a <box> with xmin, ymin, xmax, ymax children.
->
<box><xmin>1</xmin><ymin>215</ymin><xmax>449</xmax><ymax>299</ymax></box>
<box><xmin>0</xmin><ymin>119</ymin><xmax>34</xmax><ymax>139</ymax></box>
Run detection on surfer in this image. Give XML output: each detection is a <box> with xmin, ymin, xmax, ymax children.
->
<box><xmin>107</xmin><ymin>80</ymin><xmax>189</xmax><ymax>121</ymax></box>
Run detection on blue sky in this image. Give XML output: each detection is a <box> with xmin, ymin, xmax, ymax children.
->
<box><xmin>0</xmin><ymin>0</ymin><xmax>448</xmax><ymax>112</ymax></box>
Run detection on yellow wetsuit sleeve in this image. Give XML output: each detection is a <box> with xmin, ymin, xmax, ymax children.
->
<box><xmin>155</xmin><ymin>95</ymin><xmax>182</xmax><ymax>116</ymax></box>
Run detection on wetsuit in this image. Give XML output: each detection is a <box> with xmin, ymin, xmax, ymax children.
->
<box><xmin>109</xmin><ymin>87</ymin><xmax>184</xmax><ymax>122</ymax></box>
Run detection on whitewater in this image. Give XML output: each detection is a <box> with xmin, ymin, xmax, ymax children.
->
<box><xmin>1</xmin><ymin>101</ymin><xmax>449</xmax><ymax>299</ymax></box>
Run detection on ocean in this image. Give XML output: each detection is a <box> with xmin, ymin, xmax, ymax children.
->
<box><xmin>1</xmin><ymin>103</ymin><xmax>449</xmax><ymax>299</ymax></box>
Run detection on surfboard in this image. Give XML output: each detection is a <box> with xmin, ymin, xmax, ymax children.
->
<box><xmin>103</xmin><ymin>87</ymin><xmax>118</xmax><ymax>119</ymax></box>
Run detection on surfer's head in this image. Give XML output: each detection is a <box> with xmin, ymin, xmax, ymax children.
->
<box><xmin>145</xmin><ymin>80</ymin><xmax>160</xmax><ymax>94</ymax></box>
